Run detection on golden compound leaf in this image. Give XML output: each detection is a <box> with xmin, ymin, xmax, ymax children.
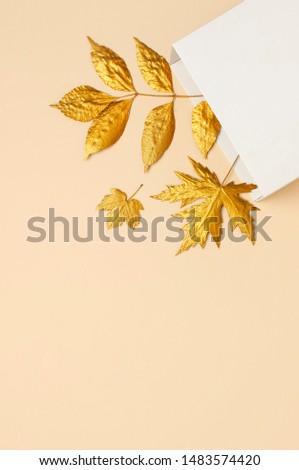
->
<box><xmin>134</xmin><ymin>37</ymin><xmax>174</xmax><ymax>93</ymax></box>
<box><xmin>192</xmin><ymin>101</ymin><xmax>221</xmax><ymax>158</ymax></box>
<box><xmin>152</xmin><ymin>157</ymin><xmax>258</xmax><ymax>253</ymax></box>
<box><xmin>84</xmin><ymin>99</ymin><xmax>134</xmax><ymax>159</ymax></box>
<box><xmin>96</xmin><ymin>187</ymin><xmax>144</xmax><ymax>229</ymax></box>
<box><xmin>142</xmin><ymin>101</ymin><xmax>175</xmax><ymax>172</ymax></box>
<box><xmin>51</xmin><ymin>37</ymin><xmax>223</xmax><ymax>176</ymax></box>
<box><xmin>87</xmin><ymin>37</ymin><xmax>135</xmax><ymax>92</ymax></box>
<box><xmin>51</xmin><ymin>86</ymin><xmax>116</xmax><ymax>122</ymax></box>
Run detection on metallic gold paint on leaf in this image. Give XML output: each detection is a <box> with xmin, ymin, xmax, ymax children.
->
<box><xmin>96</xmin><ymin>188</ymin><xmax>144</xmax><ymax>229</ymax></box>
<box><xmin>142</xmin><ymin>101</ymin><xmax>175</xmax><ymax>172</ymax></box>
<box><xmin>134</xmin><ymin>37</ymin><xmax>174</xmax><ymax>93</ymax></box>
<box><xmin>152</xmin><ymin>157</ymin><xmax>258</xmax><ymax>253</ymax></box>
<box><xmin>192</xmin><ymin>101</ymin><xmax>221</xmax><ymax>158</ymax></box>
<box><xmin>51</xmin><ymin>86</ymin><xmax>116</xmax><ymax>122</ymax></box>
<box><xmin>88</xmin><ymin>37</ymin><xmax>135</xmax><ymax>92</ymax></box>
<box><xmin>84</xmin><ymin>99</ymin><xmax>134</xmax><ymax>159</ymax></box>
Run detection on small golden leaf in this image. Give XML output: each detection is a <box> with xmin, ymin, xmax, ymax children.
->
<box><xmin>192</xmin><ymin>101</ymin><xmax>221</xmax><ymax>158</ymax></box>
<box><xmin>142</xmin><ymin>101</ymin><xmax>175</xmax><ymax>172</ymax></box>
<box><xmin>88</xmin><ymin>37</ymin><xmax>135</xmax><ymax>92</ymax></box>
<box><xmin>51</xmin><ymin>86</ymin><xmax>116</xmax><ymax>122</ymax></box>
<box><xmin>152</xmin><ymin>157</ymin><xmax>258</xmax><ymax>253</ymax></box>
<box><xmin>134</xmin><ymin>37</ymin><xmax>174</xmax><ymax>93</ymax></box>
<box><xmin>84</xmin><ymin>99</ymin><xmax>133</xmax><ymax>159</ymax></box>
<box><xmin>96</xmin><ymin>187</ymin><xmax>144</xmax><ymax>229</ymax></box>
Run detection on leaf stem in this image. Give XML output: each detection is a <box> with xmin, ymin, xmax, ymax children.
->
<box><xmin>221</xmin><ymin>155</ymin><xmax>240</xmax><ymax>185</ymax></box>
<box><xmin>176</xmin><ymin>94</ymin><xmax>203</xmax><ymax>98</ymax></box>
<box><xmin>128</xmin><ymin>184</ymin><xmax>143</xmax><ymax>200</ymax></box>
<box><xmin>115</xmin><ymin>92</ymin><xmax>203</xmax><ymax>100</ymax></box>
<box><xmin>137</xmin><ymin>92</ymin><xmax>203</xmax><ymax>98</ymax></box>
<box><xmin>117</xmin><ymin>93</ymin><xmax>136</xmax><ymax>100</ymax></box>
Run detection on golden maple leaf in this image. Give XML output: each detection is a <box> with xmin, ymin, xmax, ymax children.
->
<box><xmin>152</xmin><ymin>158</ymin><xmax>258</xmax><ymax>254</ymax></box>
<box><xmin>96</xmin><ymin>186</ymin><xmax>144</xmax><ymax>229</ymax></box>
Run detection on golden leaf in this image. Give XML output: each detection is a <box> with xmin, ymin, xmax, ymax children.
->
<box><xmin>142</xmin><ymin>101</ymin><xmax>175</xmax><ymax>172</ymax></box>
<box><xmin>96</xmin><ymin>187</ymin><xmax>144</xmax><ymax>229</ymax></box>
<box><xmin>88</xmin><ymin>37</ymin><xmax>135</xmax><ymax>92</ymax></box>
<box><xmin>152</xmin><ymin>157</ymin><xmax>258</xmax><ymax>253</ymax></box>
<box><xmin>51</xmin><ymin>86</ymin><xmax>116</xmax><ymax>122</ymax></box>
<box><xmin>134</xmin><ymin>37</ymin><xmax>174</xmax><ymax>93</ymax></box>
<box><xmin>84</xmin><ymin>99</ymin><xmax>133</xmax><ymax>159</ymax></box>
<box><xmin>192</xmin><ymin>101</ymin><xmax>221</xmax><ymax>158</ymax></box>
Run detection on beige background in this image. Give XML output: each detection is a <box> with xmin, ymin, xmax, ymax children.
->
<box><xmin>1</xmin><ymin>0</ymin><xmax>299</xmax><ymax>450</ymax></box>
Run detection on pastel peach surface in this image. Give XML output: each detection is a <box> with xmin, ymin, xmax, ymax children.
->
<box><xmin>0</xmin><ymin>0</ymin><xmax>299</xmax><ymax>451</ymax></box>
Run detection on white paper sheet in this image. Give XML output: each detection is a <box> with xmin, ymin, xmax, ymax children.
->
<box><xmin>171</xmin><ymin>0</ymin><xmax>299</xmax><ymax>199</ymax></box>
